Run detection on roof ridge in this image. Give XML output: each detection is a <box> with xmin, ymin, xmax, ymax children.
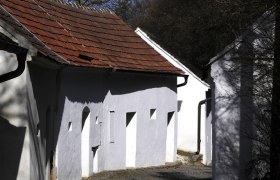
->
<box><xmin>49</xmin><ymin>0</ymin><xmax>114</xmax><ymax>14</ymax></box>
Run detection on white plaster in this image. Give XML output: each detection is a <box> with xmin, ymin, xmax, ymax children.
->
<box><xmin>0</xmin><ymin>26</ymin><xmax>179</xmax><ymax>180</ymax></box>
<box><xmin>211</xmin><ymin>53</ymin><xmax>242</xmax><ymax>180</ymax></box>
<box><xmin>209</xmin><ymin>12</ymin><xmax>275</xmax><ymax>179</ymax></box>
<box><xmin>55</xmin><ymin>145</ymin><xmax>58</xmax><ymax>173</ymax></box>
<box><xmin>3</xmin><ymin>53</ymin><xmax>178</xmax><ymax>179</ymax></box>
<box><xmin>0</xmin><ymin>51</ymin><xmax>17</xmax><ymax>75</ymax></box>
<box><xmin>204</xmin><ymin>112</ymin><xmax>212</xmax><ymax>165</ymax></box>
<box><xmin>136</xmin><ymin>28</ymin><xmax>211</xmax><ymax>165</ymax></box>
<box><xmin>52</xmin><ymin>69</ymin><xmax>177</xmax><ymax>179</ymax></box>
<box><xmin>0</xmin><ymin>49</ymin><xmax>35</xmax><ymax>180</ymax></box>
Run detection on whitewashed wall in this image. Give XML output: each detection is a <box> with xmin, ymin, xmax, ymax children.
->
<box><xmin>59</xmin><ymin>71</ymin><xmax>177</xmax><ymax>179</ymax></box>
<box><xmin>210</xmin><ymin>11</ymin><xmax>274</xmax><ymax>180</ymax></box>
<box><xmin>0</xmin><ymin>55</ymin><xmax>46</xmax><ymax>180</ymax></box>
<box><xmin>29</xmin><ymin>61</ymin><xmax>178</xmax><ymax>180</ymax></box>
<box><xmin>0</xmin><ymin>50</ymin><xmax>31</xmax><ymax>180</ymax></box>
<box><xmin>0</xmin><ymin>23</ymin><xmax>178</xmax><ymax>180</ymax></box>
<box><xmin>211</xmin><ymin>56</ymin><xmax>241</xmax><ymax>180</ymax></box>
<box><xmin>135</xmin><ymin>28</ymin><xmax>211</xmax><ymax>165</ymax></box>
<box><xmin>177</xmin><ymin>75</ymin><xmax>211</xmax><ymax>165</ymax></box>
<box><xmin>0</xmin><ymin>19</ymin><xmax>43</xmax><ymax>180</ymax></box>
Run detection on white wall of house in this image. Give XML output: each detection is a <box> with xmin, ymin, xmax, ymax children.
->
<box><xmin>177</xmin><ymin>75</ymin><xmax>211</xmax><ymax>165</ymax></box>
<box><xmin>135</xmin><ymin>28</ymin><xmax>211</xmax><ymax>165</ymax></box>
<box><xmin>0</xmin><ymin>50</ymin><xmax>30</xmax><ymax>180</ymax></box>
<box><xmin>209</xmin><ymin>11</ymin><xmax>274</xmax><ymax>179</ymax></box>
<box><xmin>211</xmin><ymin>56</ymin><xmax>242</xmax><ymax>180</ymax></box>
<box><xmin>28</xmin><ymin>61</ymin><xmax>178</xmax><ymax>179</ymax></box>
<box><xmin>0</xmin><ymin>23</ymin><xmax>179</xmax><ymax>180</ymax></box>
<box><xmin>210</xmin><ymin>46</ymin><xmax>258</xmax><ymax>180</ymax></box>
<box><xmin>0</xmin><ymin>57</ymin><xmax>46</xmax><ymax>180</ymax></box>
<box><xmin>0</xmin><ymin>20</ymin><xmax>44</xmax><ymax>180</ymax></box>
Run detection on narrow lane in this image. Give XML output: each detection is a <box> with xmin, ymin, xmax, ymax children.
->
<box><xmin>86</xmin><ymin>164</ymin><xmax>212</xmax><ymax>180</ymax></box>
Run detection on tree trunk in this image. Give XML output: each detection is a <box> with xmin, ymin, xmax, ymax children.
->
<box><xmin>270</xmin><ymin>1</ymin><xmax>280</xmax><ymax>178</ymax></box>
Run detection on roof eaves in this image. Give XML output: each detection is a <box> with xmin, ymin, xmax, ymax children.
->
<box><xmin>135</xmin><ymin>27</ymin><xmax>208</xmax><ymax>86</ymax></box>
<box><xmin>0</xmin><ymin>3</ymin><xmax>70</xmax><ymax>65</ymax></box>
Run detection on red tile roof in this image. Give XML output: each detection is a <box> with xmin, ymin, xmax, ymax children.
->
<box><xmin>0</xmin><ymin>0</ymin><xmax>182</xmax><ymax>74</ymax></box>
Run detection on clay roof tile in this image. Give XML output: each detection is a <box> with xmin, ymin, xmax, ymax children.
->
<box><xmin>0</xmin><ymin>0</ymin><xmax>183</xmax><ymax>74</ymax></box>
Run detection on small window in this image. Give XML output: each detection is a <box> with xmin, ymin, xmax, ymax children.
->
<box><xmin>126</xmin><ymin>112</ymin><xmax>136</xmax><ymax>127</ymax></box>
<box><xmin>82</xmin><ymin>107</ymin><xmax>90</xmax><ymax>131</ymax></box>
<box><xmin>150</xmin><ymin>109</ymin><xmax>157</xmax><ymax>120</ymax></box>
<box><xmin>167</xmin><ymin>112</ymin><xmax>175</xmax><ymax>125</ymax></box>
<box><xmin>95</xmin><ymin>116</ymin><xmax>98</xmax><ymax>125</ymax></box>
<box><xmin>36</xmin><ymin>123</ymin><xmax>40</xmax><ymax>136</ymax></box>
<box><xmin>68</xmin><ymin>122</ymin><xmax>72</xmax><ymax>131</ymax></box>
<box><xmin>92</xmin><ymin>146</ymin><xmax>99</xmax><ymax>173</ymax></box>
<box><xmin>92</xmin><ymin>146</ymin><xmax>98</xmax><ymax>156</ymax></box>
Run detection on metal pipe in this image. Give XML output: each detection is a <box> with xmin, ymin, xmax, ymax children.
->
<box><xmin>177</xmin><ymin>75</ymin><xmax>189</xmax><ymax>87</ymax></box>
<box><xmin>196</xmin><ymin>98</ymin><xmax>211</xmax><ymax>155</ymax></box>
<box><xmin>0</xmin><ymin>40</ymin><xmax>28</xmax><ymax>83</ymax></box>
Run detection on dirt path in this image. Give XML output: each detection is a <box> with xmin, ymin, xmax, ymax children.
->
<box><xmin>85</xmin><ymin>164</ymin><xmax>212</xmax><ymax>180</ymax></box>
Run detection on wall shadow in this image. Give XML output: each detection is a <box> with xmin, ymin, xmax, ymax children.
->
<box><xmin>28</xmin><ymin>61</ymin><xmax>177</xmax><ymax>179</ymax></box>
<box><xmin>211</xmin><ymin>12</ymin><xmax>274</xmax><ymax>179</ymax></box>
<box><xmin>0</xmin><ymin>48</ymin><xmax>27</xmax><ymax>180</ymax></box>
<box><xmin>61</xmin><ymin>70</ymin><xmax>177</xmax><ymax>103</ymax></box>
<box><xmin>0</xmin><ymin>116</ymin><xmax>26</xmax><ymax>180</ymax></box>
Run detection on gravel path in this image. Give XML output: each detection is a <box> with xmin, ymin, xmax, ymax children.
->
<box><xmin>85</xmin><ymin>164</ymin><xmax>212</xmax><ymax>180</ymax></box>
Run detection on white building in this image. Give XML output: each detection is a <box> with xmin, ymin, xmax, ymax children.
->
<box><xmin>208</xmin><ymin>11</ymin><xmax>274</xmax><ymax>179</ymax></box>
<box><xmin>0</xmin><ymin>1</ymin><xmax>186</xmax><ymax>179</ymax></box>
<box><xmin>135</xmin><ymin>28</ymin><xmax>212</xmax><ymax>165</ymax></box>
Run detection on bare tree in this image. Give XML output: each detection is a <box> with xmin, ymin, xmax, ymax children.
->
<box><xmin>53</xmin><ymin>0</ymin><xmax>111</xmax><ymax>7</ymax></box>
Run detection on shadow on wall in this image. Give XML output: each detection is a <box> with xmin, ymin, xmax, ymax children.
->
<box><xmin>28</xmin><ymin>61</ymin><xmax>177</xmax><ymax>178</ymax></box>
<box><xmin>107</xmin><ymin>72</ymin><xmax>177</xmax><ymax>96</ymax></box>
<box><xmin>214</xmin><ymin>43</ymin><xmax>256</xmax><ymax>178</ymax></box>
<box><xmin>214</xmin><ymin>95</ymin><xmax>241</xmax><ymax>179</ymax></box>
<box><xmin>61</xmin><ymin>70</ymin><xmax>177</xmax><ymax>103</ymax></box>
<box><xmin>0</xmin><ymin>116</ymin><xmax>26</xmax><ymax>180</ymax></box>
<box><xmin>0</xmin><ymin>50</ymin><xmax>28</xmax><ymax>180</ymax></box>
<box><xmin>214</xmin><ymin>49</ymin><xmax>242</xmax><ymax>174</ymax></box>
<box><xmin>212</xmin><ymin>15</ymin><xmax>274</xmax><ymax>179</ymax></box>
